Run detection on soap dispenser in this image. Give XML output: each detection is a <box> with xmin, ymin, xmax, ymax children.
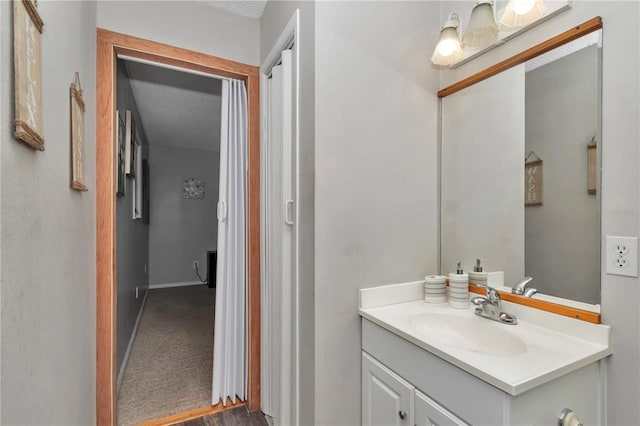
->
<box><xmin>469</xmin><ymin>259</ymin><xmax>489</xmax><ymax>286</ymax></box>
<box><xmin>448</xmin><ymin>261</ymin><xmax>469</xmax><ymax>309</ymax></box>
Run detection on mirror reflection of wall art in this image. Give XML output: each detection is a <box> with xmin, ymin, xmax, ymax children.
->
<box><xmin>14</xmin><ymin>0</ymin><xmax>44</xmax><ymax>150</ymax></box>
<box><xmin>183</xmin><ymin>178</ymin><xmax>205</xmax><ymax>199</ymax></box>
<box><xmin>70</xmin><ymin>73</ymin><xmax>88</xmax><ymax>191</ymax></box>
<box><xmin>116</xmin><ymin>111</ymin><xmax>126</xmax><ymax>197</ymax></box>
<box><xmin>525</xmin><ymin>151</ymin><xmax>543</xmax><ymax>206</ymax></box>
<box><xmin>587</xmin><ymin>136</ymin><xmax>597</xmax><ymax>194</ymax></box>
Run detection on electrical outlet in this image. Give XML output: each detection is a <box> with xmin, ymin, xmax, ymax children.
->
<box><xmin>606</xmin><ymin>236</ymin><xmax>638</xmax><ymax>277</ymax></box>
<box><xmin>193</xmin><ymin>260</ymin><xmax>199</xmax><ymax>270</ymax></box>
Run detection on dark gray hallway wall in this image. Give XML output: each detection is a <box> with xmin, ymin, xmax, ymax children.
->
<box><xmin>116</xmin><ymin>61</ymin><xmax>150</xmax><ymax>378</ymax></box>
<box><xmin>148</xmin><ymin>145</ymin><xmax>219</xmax><ymax>286</ymax></box>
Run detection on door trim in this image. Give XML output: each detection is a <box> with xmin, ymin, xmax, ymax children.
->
<box><xmin>96</xmin><ymin>28</ymin><xmax>261</xmax><ymax>425</ymax></box>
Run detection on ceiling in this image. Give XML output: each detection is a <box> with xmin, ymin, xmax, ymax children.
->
<box><xmin>123</xmin><ymin>60</ymin><xmax>222</xmax><ymax>152</ymax></box>
<box><xmin>198</xmin><ymin>0</ymin><xmax>267</xmax><ymax>19</ymax></box>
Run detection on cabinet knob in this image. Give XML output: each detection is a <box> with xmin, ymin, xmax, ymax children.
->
<box><xmin>398</xmin><ymin>410</ymin><xmax>406</xmax><ymax>420</ymax></box>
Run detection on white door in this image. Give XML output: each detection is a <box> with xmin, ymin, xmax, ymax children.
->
<box><xmin>261</xmin><ymin>48</ymin><xmax>297</xmax><ymax>425</ymax></box>
<box><xmin>415</xmin><ymin>389</ymin><xmax>468</xmax><ymax>426</ymax></box>
<box><xmin>362</xmin><ymin>352</ymin><xmax>414</xmax><ymax>426</ymax></box>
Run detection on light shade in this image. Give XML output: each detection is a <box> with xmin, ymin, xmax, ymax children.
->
<box><xmin>500</xmin><ymin>0</ymin><xmax>546</xmax><ymax>29</ymax></box>
<box><xmin>462</xmin><ymin>2</ymin><xmax>499</xmax><ymax>49</ymax></box>
<box><xmin>431</xmin><ymin>14</ymin><xmax>463</xmax><ymax>66</ymax></box>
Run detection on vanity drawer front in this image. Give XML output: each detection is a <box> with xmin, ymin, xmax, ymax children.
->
<box><xmin>362</xmin><ymin>352</ymin><xmax>414</xmax><ymax>426</ymax></box>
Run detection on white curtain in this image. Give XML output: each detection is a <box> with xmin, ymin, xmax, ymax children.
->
<box><xmin>213</xmin><ymin>78</ymin><xmax>248</xmax><ymax>405</ymax></box>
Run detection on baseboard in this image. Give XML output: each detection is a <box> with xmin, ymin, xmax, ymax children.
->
<box><xmin>148</xmin><ymin>281</ymin><xmax>203</xmax><ymax>289</ymax></box>
<box><xmin>117</xmin><ymin>288</ymin><xmax>149</xmax><ymax>394</ymax></box>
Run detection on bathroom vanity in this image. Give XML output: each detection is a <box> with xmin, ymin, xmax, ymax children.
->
<box><xmin>359</xmin><ymin>281</ymin><xmax>612</xmax><ymax>425</ymax></box>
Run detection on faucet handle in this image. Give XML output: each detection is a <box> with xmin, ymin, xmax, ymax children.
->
<box><xmin>486</xmin><ymin>286</ymin><xmax>501</xmax><ymax>305</ymax></box>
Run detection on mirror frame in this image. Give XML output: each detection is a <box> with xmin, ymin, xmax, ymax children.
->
<box><xmin>439</xmin><ymin>17</ymin><xmax>603</xmax><ymax>324</ymax></box>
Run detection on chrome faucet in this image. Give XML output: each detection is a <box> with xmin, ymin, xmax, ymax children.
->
<box><xmin>471</xmin><ymin>286</ymin><xmax>517</xmax><ymax>325</ymax></box>
<box><xmin>511</xmin><ymin>276</ymin><xmax>538</xmax><ymax>297</ymax></box>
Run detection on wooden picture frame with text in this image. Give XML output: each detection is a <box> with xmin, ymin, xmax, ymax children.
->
<box><xmin>13</xmin><ymin>0</ymin><xmax>45</xmax><ymax>150</ymax></box>
<box><xmin>70</xmin><ymin>73</ymin><xmax>88</xmax><ymax>192</ymax></box>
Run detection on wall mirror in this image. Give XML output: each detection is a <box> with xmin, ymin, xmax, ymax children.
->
<box><xmin>440</xmin><ymin>18</ymin><xmax>603</xmax><ymax>318</ymax></box>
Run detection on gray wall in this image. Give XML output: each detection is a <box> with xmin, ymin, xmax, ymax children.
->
<box><xmin>96</xmin><ymin>1</ymin><xmax>260</xmax><ymax>66</ymax></box>
<box><xmin>148</xmin><ymin>146</ymin><xmax>219</xmax><ymax>286</ymax></box>
<box><xmin>116</xmin><ymin>61</ymin><xmax>150</xmax><ymax>376</ymax></box>
<box><xmin>314</xmin><ymin>2</ymin><xmax>441</xmax><ymax>424</ymax></box>
<box><xmin>439</xmin><ymin>2</ymin><xmax>640</xmax><ymax>424</ymax></box>
<box><xmin>260</xmin><ymin>2</ymin><xmax>316</xmax><ymax>424</ymax></box>
<box><xmin>525</xmin><ymin>45</ymin><xmax>601</xmax><ymax>304</ymax></box>
<box><xmin>0</xmin><ymin>1</ymin><xmax>97</xmax><ymax>424</ymax></box>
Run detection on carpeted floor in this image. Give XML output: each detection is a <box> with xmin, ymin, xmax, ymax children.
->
<box><xmin>118</xmin><ymin>285</ymin><xmax>216</xmax><ymax>425</ymax></box>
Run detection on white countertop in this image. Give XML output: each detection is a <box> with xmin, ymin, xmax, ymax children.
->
<box><xmin>359</xmin><ymin>281</ymin><xmax>612</xmax><ymax>396</ymax></box>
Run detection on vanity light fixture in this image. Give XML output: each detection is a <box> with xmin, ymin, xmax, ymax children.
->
<box><xmin>500</xmin><ymin>0</ymin><xmax>546</xmax><ymax>29</ymax></box>
<box><xmin>432</xmin><ymin>0</ymin><xmax>568</xmax><ymax>68</ymax></box>
<box><xmin>431</xmin><ymin>13</ymin><xmax>464</xmax><ymax>66</ymax></box>
<box><xmin>462</xmin><ymin>1</ymin><xmax>499</xmax><ymax>49</ymax></box>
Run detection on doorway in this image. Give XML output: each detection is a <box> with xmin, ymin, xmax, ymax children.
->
<box><xmin>96</xmin><ymin>29</ymin><xmax>261</xmax><ymax>426</ymax></box>
<box><xmin>114</xmin><ymin>57</ymin><xmax>222</xmax><ymax>424</ymax></box>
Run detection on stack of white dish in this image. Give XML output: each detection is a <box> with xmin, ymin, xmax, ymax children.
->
<box><xmin>449</xmin><ymin>274</ymin><xmax>469</xmax><ymax>309</ymax></box>
<box><xmin>424</xmin><ymin>275</ymin><xmax>447</xmax><ymax>303</ymax></box>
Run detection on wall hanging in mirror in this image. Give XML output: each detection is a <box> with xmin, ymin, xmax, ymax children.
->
<box><xmin>525</xmin><ymin>151</ymin><xmax>543</xmax><ymax>206</ymax></box>
<box><xmin>183</xmin><ymin>178</ymin><xmax>205</xmax><ymax>199</ymax></box>
<box><xmin>116</xmin><ymin>111</ymin><xmax>126</xmax><ymax>197</ymax></box>
<box><xmin>587</xmin><ymin>136</ymin><xmax>597</xmax><ymax>194</ymax></box>
<box><xmin>70</xmin><ymin>73</ymin><xmax>87</xmax><ymax>191</ymax></box>
<box><xmin>14</xmin><ymin>0</ymin><xmax>44</xmax><ymax>150</ymax></box>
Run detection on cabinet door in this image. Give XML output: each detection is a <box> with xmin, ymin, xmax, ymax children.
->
<box><xmin>362</xmin><ymin>352</ymin><xmax>414</xmax><ymax>426</ymax></box>
<box><xmin>415</xmin><ymin>390</ymin><xmax>468</xmax><ymax>426</ymax></box>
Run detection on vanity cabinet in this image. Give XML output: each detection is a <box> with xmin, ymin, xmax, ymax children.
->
<box><xmin>362</xmin><ymin>352</ymin><xmax>414</xmax><ymax>426</ymax></box>
<box><xmin>363</xmin><ymin>352</ymin><xmax>466</xmax><ymax>426</ymax></box>
<box><xmin>362</xmin><ymin>318</ymin><xmax>603</xmax><ymax>426</ymax></box>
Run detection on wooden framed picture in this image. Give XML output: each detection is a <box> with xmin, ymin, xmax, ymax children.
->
<box><xmin>14</xmin><ymin>0</ymin><xmax>45</xmax><ymax>150</ymax></box>
<box><xmin>587</xmin><ymin>137</ymin><xmax>597</xmax><ymax>194</ymax></box>
<box><xmin>70</xmin><ymin>73</ymin><xmax>88</xmax><ymax>191</ymax></box>
<box><xmin>525</xmin><ymin>158</ymin><xmax>543</xmax><ymax>206</ymax></box>
<box><xmin>142</xmin><ymin>159</ymin><xmax>150</xmax><ymax>225</ymax></box>
<box><xmin>125</xmin><ymin>111</ymin><xmax>135</xmax><ymax>177</ymax></box>
<box><xmin>133</xmin><ymin>143</ymin><xmax>143</xmax><ymax>219</ymax></box>
<box><xmin>117</xmin><ymin>111</ymin><xmax>126</xmax><ymax>197</ymax></box>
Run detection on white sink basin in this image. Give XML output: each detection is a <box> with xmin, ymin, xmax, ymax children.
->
<box><xmin>409</xmin><ymin>312</ymin><xmax>527</xmax><ymax>356</ymax></box>
<box><xmin>359</xmin><ymin>281</ymin><xmax>612</xmax><ymax>395</ymax></box>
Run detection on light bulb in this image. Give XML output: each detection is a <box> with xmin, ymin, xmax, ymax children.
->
<box><xmin>513</xmin><ymin>0</ymin><xmax>535</xmax><ymax>15</ymax></box>
<box><xmin>438</xmin><ymin>38</ymin><xmax>458</xmax><ymax>57</ymax></box>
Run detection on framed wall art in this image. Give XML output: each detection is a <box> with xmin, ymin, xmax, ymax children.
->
<box><xmin>70</xmin><ymin>73</ymin><xmax>88</xmax><ymax>192</ymax></box>
<box><xmin>116</xmin><ymin>111</ymin><xmax>126</xmax><ymax>197</ymax></box>
<box><xmin>525</xmin><ymin>151</ymin><xmax>543</xmax><ymax>206</ymax></box>
<box><xmin>125</xmin><ymin>110</ymin><xmax>134</xmax><ymax>176</ymax></box>
<box><xmin>14</xmin><ymin>0</ymin><xmax>45</xmax><ymax>150</ymax></box>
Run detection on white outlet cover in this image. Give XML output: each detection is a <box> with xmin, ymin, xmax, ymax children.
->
<box><xmin>606</xmin><ymin>236</ymin><xmax>639</xmax><ymax>277</ymax></box>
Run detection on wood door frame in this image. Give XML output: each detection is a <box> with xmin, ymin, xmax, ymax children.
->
<box><xmin>96</xmin><ymin>28</ymin><xmax>261</xmax><ymax>425</ymax></box>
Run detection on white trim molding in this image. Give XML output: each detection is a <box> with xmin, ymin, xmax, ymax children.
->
<box><xmin>117</xmin><ymin>288</ymin><xmax>149</xmax><ymax>392</ymax></box>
